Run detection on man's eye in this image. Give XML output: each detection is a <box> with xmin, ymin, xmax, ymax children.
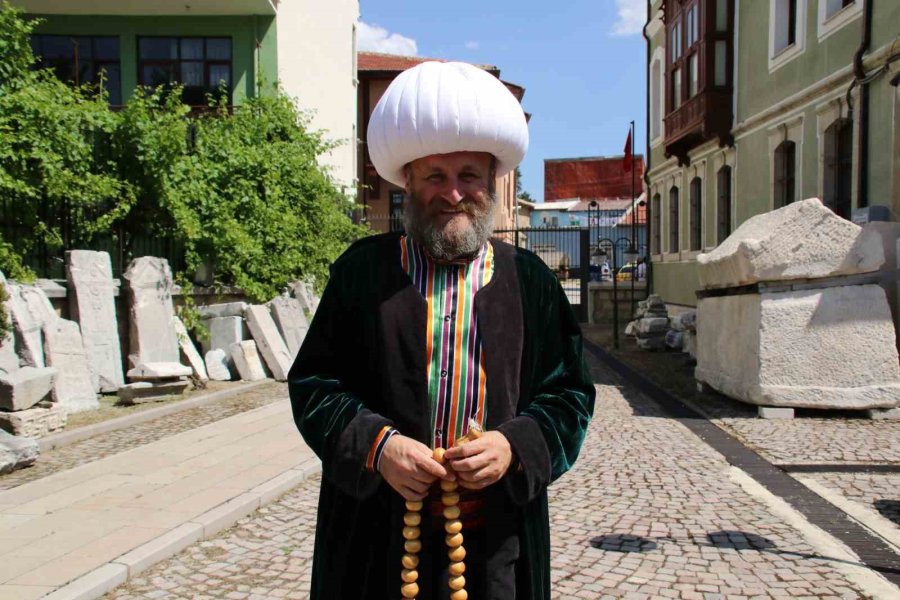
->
<box><xmin>460</xmin><ymin>173</ymin><xmax>478</xmax><ymax>181</ymax></box>
<box><xmin>427</xmin><ymin>174</ymin><xmax>444</xmax><ymax>182</ymax></box>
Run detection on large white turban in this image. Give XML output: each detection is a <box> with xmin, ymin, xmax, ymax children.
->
<box><xmin>367</xmin><ymin>61</ymin><xmax>529</xmax><ymax>187</ymax></box>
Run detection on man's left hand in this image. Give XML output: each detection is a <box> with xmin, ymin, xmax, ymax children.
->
<box><xmin>443</xmin><ymin>431</ymin><xmax>513</xmax><ymax>490</ymax></box>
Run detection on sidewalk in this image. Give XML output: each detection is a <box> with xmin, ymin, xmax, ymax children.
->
<box><xmin>0</xmin><ymin>398</ymin><xmax>319</xmax><ymax>600</ymax></box>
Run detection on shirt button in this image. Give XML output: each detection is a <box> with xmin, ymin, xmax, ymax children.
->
<box><xmin>440</xmin><ymin>370</ymin><xmax>448</xmax><ymax>378</ymax></box>
<box><xmin>444</xmin><ymin>315</ymin><xmax>451</xmax><ymax>322</ymax></box>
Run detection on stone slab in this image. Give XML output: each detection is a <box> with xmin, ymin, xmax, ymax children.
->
<box><xmin>697</xmin><ymin>198</ymin><xmax>884</xmax><ymax>289</ymax></box>
<box><xmin>39</xmin><ymin>563</ymin><xmax>128</xmax><ymax>600</ymax></box>
<box><xmin>635</xmin><ymin>317</ymin><xmax>669</xmax><ymax>335</ymax></box>
<box><xmin>201</xmin><ymin>316</ymin><xmax>248</xmax><ymax>356</ymax></box>
<box><xmin>0</xmin><ymin>332</ymin><xmax>17</xmax><ymax>375</ymax></box>
<box><xmin>289</xmin><ymin>280</ymin><xmax>318</xmax><ymax>315</ymax></box>
<box><xmin>0</xmin><ymin>429</ymin><xmax>39</xmax><ymax>474</ymax></box>
<box><xmin>636</xmin><ymin>336</ymin><xmax>666</xmax><ymax>351</ymax></box>
<box><xmin>126</xmin><ymin>362</ymin><xmax>192</xmax><ymax>381</ymax></box>
<box><xmin>867</xmin><ymin>407</ymin><xmax>900</xmax><ymax>420</ymax></box>
<box><xmin>66</xmin><ymin>250</ymin><xmax>124</xmax><ymax>393</ymax></box>
<box><xmin>44</xmin><ymin>319</ymin><xmax>99</xmax><ymax>413</ymax></box>
<box><xmin>0</xmin><ymin>366</ymin><xmax>57</xmax><ymax>411</ymax></box>
<box><xmin>34</xmin><ymin>278</ymin><xmax>67</xmax><ymax>298</ymax></box>
<box><xmin>696</xmin><ymin>285</ymin><xmax>900</xmax><ymax>409</ymax></box>
<box><xmin>266</xmin><ymin>296</ymin><xmax>308</xmax><ymax>357</ymax></box>
<box><xmin>196</xmin><ymin>302</ymin><xmax>248</xmax><ymax>320</ymax></box>
<box><xmin>758</xmin><ymin>406</ymin><xmax>795</xmax><ymax>419</ymax></box>
<box><xmin>117</xmin><ymin>381</ymin><xmax>190</xmax><ymax>405</ymax></box>
<box><xmin>665</xmin><ymin>330</ymin><xmax>684</xmax><ymax>350</ymax></box>
<box><xmin>122</xmin><ymin>256</ymin><xmax>181</xmax><ymax>368</ymax></box>
<box><xmin>204</xmin><ymin>349</ymin><xmax>232</xmax><ymax>381</ymax></box>
<box><xmin>5</xmin><ymin>283</ymin><xmax>44</xmax><ymax>368</ymax></box>
<box><xmin>0</xmin><ymin>403</ymin><xmax>67</xmax><ymax>437</ymax></box>
<box><xmin>173</xmin><ymin>317</ymin><xmax>208</xmax><ymax>382</ymax></box>
<box><xmin>230</xmin><ymin>341</ymin><xmax>268</xmax><ymax>382</ymax></box>
<box><xmin>244</xmin><ymin>305</ymin><xmax>291</xmax><ymax>381</ymax></box>
<box><xmin>114</xmin><ymin>522</ymin><xmax>203</xmax><ymax>577</ymax></box>
<box><xmin>21</xmin><ymin>284</ymin><xmax>59</xmax><ymax>330</ymax></box>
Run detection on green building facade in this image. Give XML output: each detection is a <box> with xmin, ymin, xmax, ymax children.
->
<box><xmin>646</xmin><ymin>0</ymin><xmax>900</xmax><ymax>308</ymax></box>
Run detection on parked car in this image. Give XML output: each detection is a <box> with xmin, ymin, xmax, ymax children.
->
<box><xmin>616</xmin><ymin>262</ymin><xmax>637</xmax><ymax>282</ymax></box>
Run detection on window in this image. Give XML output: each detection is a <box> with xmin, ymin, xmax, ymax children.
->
<box><xmin>823</xmin><ymin>119</ymin><xmax>853</xmax><ymax>219</ymax></box>
<box><xmin>30</xmin><ymin>35</ymin><xmax>121</xmax><ymax>104</ymax></box>
<box><xmin>690</xmin><ymin>177</ymin><xmax>702</xmax><ymax>251</ymax></box>
<box><xmin>824</xmin><ymin>0</ymin><xmax>854</xmax><ymax>19</ymax></box>
<box><xmin>672</xmin><ymin>68</ymin><xmax>683</xmax><ymax>110</ymax></box>
<box><xmin>651</xmin><ymin>193</ymin><xmax>662</xmax><ymax>254</ymax></box>
<box><xmin>717</xmin><ymin>166</ymin><xmax>732</xmax><ymax>244</ymax></box>
<box><xmin>669</xmin><ymin>186</ymin><xmax>680</xmax><ymax>253</ymax></box>
<box><xmin>389</xmin><ymin>191</ymin><xmax>404</xmax><ymax>232</ymax></box>
<box><xmin>651</xmin><ymin>58</ymin><xmax>661</xmax><ymax>140</ymax></box>
<box><xmin>138</xmin><ymin>37</ymin><xmax>232</xmax><ymax>106</ymax></box>
<box><xmin>774</xmin><ymin>0</ymin><xmax>799</xmax><ymax>54</ymax></box>
<box><xmin>774</xmin><ymin>140</ymin><xmax>797</xmax><ymax>208</ymax></box>
<box><xmin>689</xmin><ymin>53</ymin><xmax>699</xmax><ymax>97</ymax></box>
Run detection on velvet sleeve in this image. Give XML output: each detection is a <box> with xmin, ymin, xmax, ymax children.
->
<box><xmin>498</xmin><ymin>276</ymin><xmax>595</xmax><ymax>505</ymax></box>
<box><xmin>288</xmin><ymin>265</ymin><xmax>392</xmax><ymax>500</ymax></box>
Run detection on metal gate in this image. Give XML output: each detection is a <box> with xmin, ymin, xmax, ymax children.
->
<box><xmin>494</xmin><ymin>227</ymin><xmax>590</xmax><ymax>322</ymax></box>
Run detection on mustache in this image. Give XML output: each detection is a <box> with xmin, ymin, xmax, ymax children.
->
<box><xmin>425</xmin><ymin>197</ymin><xmax>482</xmax><ymax>216</ymax></box>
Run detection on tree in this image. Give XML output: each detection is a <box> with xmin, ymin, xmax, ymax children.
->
<box><xmin>515</xmin><ymin>166</ymin><xmax>533</xmax><ymax>201</ymax></box>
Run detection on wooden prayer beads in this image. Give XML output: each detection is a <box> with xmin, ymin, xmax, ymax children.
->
<box><xmin>401</xmin><ymin>499</ymin><xmax>422</xmax><ymax>599</ymax></box>
<box><xmin>399</xmin><ymin>423</ymin><xmax>482</xmax><ymax>600</ymax></box>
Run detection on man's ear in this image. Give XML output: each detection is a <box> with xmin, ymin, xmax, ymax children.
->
<box><xmin>402</xmin><ymin>164</ymin><xmax>413</xmax><ymax>195</ymax></box>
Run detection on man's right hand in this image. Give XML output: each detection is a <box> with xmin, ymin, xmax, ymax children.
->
<box><xmin>378</xmin><ymin>435</ymin><xmax>447</xmax><ymax>501</ymax></box>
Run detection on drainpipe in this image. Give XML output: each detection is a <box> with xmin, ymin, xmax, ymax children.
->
<box><xmin>643</xmin><ymin>0</ymin><xmax>653</xmax><ymax>297</ymax></box>
<box><xmin>852</xmin><ymin>0</ymin><xmax>872</xmax><ymax>208</ymax></box>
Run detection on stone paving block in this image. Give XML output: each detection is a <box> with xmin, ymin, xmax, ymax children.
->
<box><xmin>0</xmin><ymin>366</ymin><xmax>56</xmax><ymax>411</ymax></box>
<box><xmin>38</xmin><ymin>563</ymin><xmax>127</xmax><ymax>600</ymax></box>
<box><xmin>114</xmin><ymin>522</ymin><xmax>203</xmax><ymax>577</ymax></box>
<box><xmin>0</xmin><ymin>584</ymin><xmax>55</xmax><ymax>600</ymax></box>
<box><xmin>126</xmin><ymin>362</ymin><xmax>192</xmax><ymax>381</ymax></box>
<box><xmin>0</xmin><ymin>403</ymin><xmax>67</xmax><ymax>438</ymax></box>
<box><xmin>4</xmin><ymin>283</ymin><xmax>43</xmax><ymax>368</ymax></box>
<box><xmin>44</xmin><ymin>319</ymin><xmax>98</xmax><ymax>413</ymax></box>
<box><xmin>122</xmin><ymin>257</ymin><xmax>181</xmax><ymax>369</ymax></box>
<box><xmin>173</xmin><ymin>317</ymin><xmax>208</xmax><ymax>382</ymax></box>
<box><xmin>244</xmin><ymin>305</ymin><xmax>291</xmax><ymax>381</ymax></box>
<box><xmin>117</xmin><ymin>381</ymin><xmax>189</xmax><ymax>405</ymax></box>
<box><xmin>66</xmin><ymin>250</ymin><xmax>124</xmax><ymax>393</ymax></box>
<box><xmin>201</xmin><ymin>315</ymin><xmax>249</xmax><ymax>357</ymax></box>
<box><xmin>266</xmin><ymin>296</ymin><xmax>308</xmax><ymax>358</ymax></box>
<box><xmin>230</xmin><ymin>341</ymin><xmax>268</xmax><ymax>382</ymax></box>
<box><xmin>204</xmin><ymin>349</ymin><xmax>233</xmax><ymax>381</ymax></box>
<box><xmin>758</xmin><ymin>406</ymin><xmax>795</xmax><ymax>419</ymax></box>
<box><xmin>194</xmin><ymin>491</ymin><xmax>261</xmax><ymax>538</ymax></box>
<box><xmin>197</xmin><ymin>302</ymin><xmax>248</xmax><ymax>319</ymax></box>
<box><xmin>866</xmin><ymin>407</ymin><xmax>900</xmax><ymax>420</ymax></box>
<box><xmin>0</xmin><ymin>429</ymin><xmax>38</xmax><ymax>475</ymax></box>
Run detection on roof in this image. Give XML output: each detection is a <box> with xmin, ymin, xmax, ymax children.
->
<box><xmin>358</xmin><ymin>52</ymin><xmax>499</xmax><ymax>76</ymax></box>
<box><xmin>532</xmin><ymin>200</ymin><xmax>580</xmax><ymax>211</ymax></box>
<box><xmin>617</xmin><ymin>193</ymin><xmax>648</xmax><ymax>225</ymax></box>
<box><xmin>568</xmin><ymin>198</ymin><xmax>635</xmax><ymax>211</ymax></box>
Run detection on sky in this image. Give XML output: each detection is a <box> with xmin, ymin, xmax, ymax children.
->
<box><xmin>358</xmin><ymin>0</ymin><xmax>648</xmax><ymax>203</ymax></box>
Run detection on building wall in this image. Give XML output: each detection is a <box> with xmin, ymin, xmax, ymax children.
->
<box><xmin>29</xmin><ymin>14</ymin><xmax>278</xmax><ymax>106</ymax></box>
<box><xmin>277</xmin><ymin>0</ymin><xmax>359</xmax><ymax>193</ymax></box>
<box><xmin>647</xmin><ymin>0</ymin><xmax>899</xmax><ymax>308</ymax></box>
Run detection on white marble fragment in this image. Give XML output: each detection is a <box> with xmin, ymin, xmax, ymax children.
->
<box><xmin>244</xmin><ymin>305</ymin><xmax>291</xmax><ymax>381</ymax></box>
<box><xmin>229</xmin><ymin>341</ymin><xmax>268</xmax><ymax>382</ymax></box>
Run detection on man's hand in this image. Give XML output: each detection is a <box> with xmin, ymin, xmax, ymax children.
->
<box><xmin>379</xmin><ymin>435</ymin><xmax>448</xmax><ymax>501</ymax></box>
<box><xmin>443</xmin><ymin>431</ymin><xmax>512</xmax><ymax>490</ymax></box>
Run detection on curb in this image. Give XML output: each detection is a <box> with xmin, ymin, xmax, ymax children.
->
<box><xmin>38</xmin><ymin>379</ymin><xmax>276</xmax><ymax>453</ymax></box>
<box><xmin>41</xmin><ymin>457</ymin><xmax>322</xmax><ymax>600</ymax></box>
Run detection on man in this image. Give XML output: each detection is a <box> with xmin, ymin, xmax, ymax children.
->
<box><xmin>289</xmin><ymin>61</ymin><xmax>594</xmax><ymax>600</ymax></box>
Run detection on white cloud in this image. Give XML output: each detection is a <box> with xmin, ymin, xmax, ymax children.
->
<box><xmin>464</xmin><ymin>41</ymin><xmax>480</xmax><ymax>50</ymax></box>
<box><xmin>610</xmin><ymin>0</ymin><xmax>646</xmax><ymax>36</ymax></box>
<box><xmin>358</xmin><ymin>21</ymin><xmax>418</xmax><ymax>56</ymax></box>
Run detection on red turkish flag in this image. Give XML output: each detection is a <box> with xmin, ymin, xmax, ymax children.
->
<box><xmin>623</xmin><ymin>129</ymin><xmax>633</xmax><ymax>173</ymax></box>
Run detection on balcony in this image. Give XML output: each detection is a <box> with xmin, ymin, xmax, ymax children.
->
<box><xmin>664</xmin><ymin>88</ymin><xmax>732</xmax><ymax>165</ymax></box>
<box><xmin>15</xmin><ymin>0</ymin><xmax>277</xmax><ymax>16</ymax></box>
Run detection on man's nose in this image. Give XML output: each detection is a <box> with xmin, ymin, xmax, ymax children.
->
<box><xmin>440</xmin><ymin>182</ymin><xmax>465</xmax><ymax>205</ymax></box>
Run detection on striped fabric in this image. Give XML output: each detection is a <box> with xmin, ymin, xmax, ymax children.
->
<box><xmin>367</xmin><ymin>425</ymin><xmax>398</xmax><ymax>472</ymax></box>
<box><xmin>400</xmin><ymin>234</ymin><xmax>495</xmax><ymax>449</ymax></box>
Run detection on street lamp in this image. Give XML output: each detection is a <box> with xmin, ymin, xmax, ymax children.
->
<box><xmin>596</xmin><ymin>236</ymin><xmax>620</xmax><ymax>350</ymax></box>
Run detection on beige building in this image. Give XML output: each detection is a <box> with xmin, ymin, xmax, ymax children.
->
<box><xmin>17</xmin><ymin>0</ymin><xmax>360</xmax><ymax>193</ymax></box>
<box><xmin>357</xmin><ymin>52</ymin><xmax>528</xmax><ymax>236</ymax></box>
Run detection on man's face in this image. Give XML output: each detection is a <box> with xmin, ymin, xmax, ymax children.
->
<box><xmin>403</xmin><ymin>151</ymin><xmax>497</xmax><ymax>260</ymax></box>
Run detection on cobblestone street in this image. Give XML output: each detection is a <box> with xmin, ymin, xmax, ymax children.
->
<box><xmin>103</xmin><ymin>354</ymin><xmax>899</xmax><ymax>599</ymax></box>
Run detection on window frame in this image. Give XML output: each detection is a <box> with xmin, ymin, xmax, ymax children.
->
<box><xmin>822</xmin><ymin>118</ymin><xmax>853</xmax><ymax>219</ymax></box>
<box><xmin>651</xmin><ymin>193</ymin><xmax>662</xmax><ymax>256</ymax></box>
<box><xmin>136</xmin><ymin>36</ymin><xmax>234</xmax><ymax>107</ymax></box>
<box><xmin>668</xmin><ymin>186</ymin><xmax>681</xmax><ymax>254</ymax></box>
<box><xmin>769</xmin><ymin>0</ymin><xmax>808</xmax><ymax>72</ymax></box>
<box><xmin>716</xmin><ymin>165</ymin><xmax>733</xmax><ymax>244</ymax></box>
<box><xmin>666</xmin><ymin>0</ymin><xmax>704</xmax><ymax>116</ymax></box>
<box><xmin>773</xmin><ymin>140</ymin><xmax>797</xmax><ymax>209</ymax></box>
<box><xmin>817</xmin><ymin>0</ymin><xmax>861</xmax><ymax>41</ymax></box>
<box><xmin>689</xmin><ymin>177</ymin><xmax>703</xmax><ymax>251</ymax></box>
<box><xmin>30</xmin><ymin>34</ymin><xmax>122</xmax><ymax>105</ymax></box>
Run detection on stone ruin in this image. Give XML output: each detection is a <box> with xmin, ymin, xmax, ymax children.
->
<box><xmin>694</xmin><ymin>198</ymin><xmax>900</xmax><ymax>415</ymax></box>
<box><xmin>0</xmin><ymin>250</ymin><xmax>320</xmax><ymax>474</ymax></box>
<box><xmin>625</xmin><ymin>295</ymin><xmax>669</xmax><ymax>350</ymax></box>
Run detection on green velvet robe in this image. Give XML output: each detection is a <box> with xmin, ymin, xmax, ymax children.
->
<box><xmin>288</xmin><ymin>232</ymin><xmax>595</xmax><ymax>600</ymax></box>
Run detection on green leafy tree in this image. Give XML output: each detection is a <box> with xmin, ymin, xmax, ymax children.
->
<box><xmin>515</xmin><ymin>166</ymin><xmax>533</xmax><ymax>201</ymax></box>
